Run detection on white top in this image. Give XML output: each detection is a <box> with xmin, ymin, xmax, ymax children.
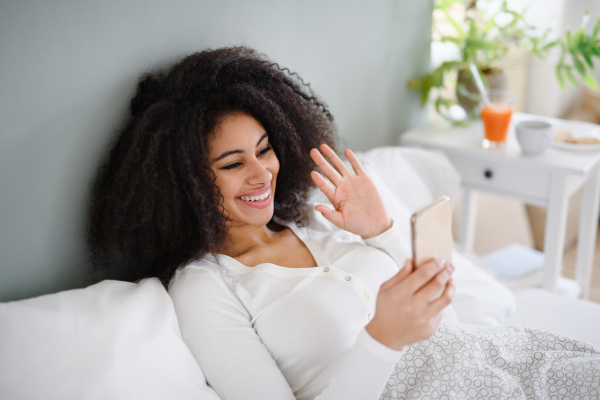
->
<box><xmin>168</xmin><ymin>207</ymin><xmax>416</xmax><ymax>400</ymax></box>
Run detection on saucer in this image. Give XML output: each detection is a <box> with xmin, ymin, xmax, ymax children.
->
<box><xmin>552</xmin><ymin>123</ymin><xmax>600</xmax><ymax>152</ymax></box>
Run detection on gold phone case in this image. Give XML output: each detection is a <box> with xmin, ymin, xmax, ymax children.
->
<box><xmin>411</xmin><ymin>196</ymin><xmax>453</xmax><ymax>269</ymax></box>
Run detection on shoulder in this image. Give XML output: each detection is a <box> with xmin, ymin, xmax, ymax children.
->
<box><xmin>168</xmin><ymin>255</ymin><xmax>251</xmax><ymax>323</ymax></box>
<box><xmin>168</xmin><ymin>255</ymin><xmax>238</xmax><ymax>299</ymax></box>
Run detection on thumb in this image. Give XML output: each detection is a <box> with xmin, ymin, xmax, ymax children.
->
<box><xmin>396</xmin><ymin>258</ymin><xmax>413</xmax><ymax>281</ymax></box>
<box><xmin>314</xmin><ymin>205</ymin><xmax>344</xmax><ymax>228</ymax></box>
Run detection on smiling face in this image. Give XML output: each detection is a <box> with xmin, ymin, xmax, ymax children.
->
<box><xmin>208</xmin><ymin>112</ymin><xmax>280</xmax><ymax>228</ymax></box>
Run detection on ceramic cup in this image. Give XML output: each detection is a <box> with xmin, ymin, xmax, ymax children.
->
<box><xmin>516</xmin><ymin>121</ymin><xmax>553</xmax><ymax>155</ymax></box>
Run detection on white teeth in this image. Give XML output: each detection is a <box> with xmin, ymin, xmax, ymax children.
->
<box><xmin>240</xmin><ymin>189</ymin><xmax>271</xmax><ymax>202</ymax></box>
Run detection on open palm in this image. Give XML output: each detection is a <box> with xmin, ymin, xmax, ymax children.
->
<box><xmin>310</xmin><ymin>144</ymin><xmax>392</xmax><ymax>239</ymax></box>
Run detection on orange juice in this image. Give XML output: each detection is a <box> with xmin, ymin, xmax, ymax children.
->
<box><xmin>481</xmin><ymin>104</ymin><xmax>513</xmax><ymax>142</ymax></box>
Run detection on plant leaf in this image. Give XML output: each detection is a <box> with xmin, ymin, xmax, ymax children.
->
<box><xmin>593</xmin><ymin>14</ymin><xmax>600</xmax><ymax>38</ymax></box>
<box><xmin>566</xmin><ymin>30</ymin><xmax>573</xmax><ymax>48</ymax></box>
<box><xmin>441</xmin><ymin>8</ymin><xmax>465</xmax><ymax>39</ymax></box>
<box><xmin>573</xmin><ymin>27</ymin><xmax>584</xmax><ymax>48</ymax></box>
<box><xmin>582</xmin><ymin>51</ymin><xmax>594</xmax><ymax>68</ymax></box>
<box><xmin>564</xmin><ymin>66</ymin><xmax>579</xmax><ymax>87</ymax></box>
<box><xmin>582</xmin><ymin>72</ymin><xmax>599</xmax><ymax>90</ymax></box>
<box><xmin>541</xmin><ymin>39</ymin><xmax>559</xmax><ymax>53</ymax></box>
<box><xmin>556</xmin><ymin>66</ymin><xmax>566</xmax><ymax>91</ymax></box>
<box><xmin>572</xmin><ymin>55</ymin><xmax>587</xmax><ymax>75</ymax></box>
<box><xmin>438</xmin><ymin>35</ymin><xmax>463</xmax><ymax>45</ymax></box>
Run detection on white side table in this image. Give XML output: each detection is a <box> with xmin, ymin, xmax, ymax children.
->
<box><xmin>399</xmin><ymin>112</ymin><xmax>600</xmax><ymax>299</ymax></box>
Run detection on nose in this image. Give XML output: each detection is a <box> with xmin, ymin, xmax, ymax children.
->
<box><xmin>247</xmin><ymin>156</ymin><xmax>272</xmax><ymax>185</ymax></box>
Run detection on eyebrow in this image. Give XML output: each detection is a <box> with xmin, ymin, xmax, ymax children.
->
<box><xmin>212</xmin><ymin>133</ymin><xmax>269</xmax><ymax>163</ymax></box>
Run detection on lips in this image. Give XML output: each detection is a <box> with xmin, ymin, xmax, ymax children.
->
<box><xmin>238</xmin><ymin>183</ymin><xmax>270</xmax><ymax>198</ymax></box>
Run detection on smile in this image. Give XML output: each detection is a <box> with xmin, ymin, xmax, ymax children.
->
<box><xmin>240</xmin><ymin>187</ymin><xmax>271</xmax><ymax>202</ymax></box>
<box><xmin>236</xmin><ymin>187</ymin><xmax>273</xmax><ymax>209</ymax></box>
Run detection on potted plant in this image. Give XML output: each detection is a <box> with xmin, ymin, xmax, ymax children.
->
<box><xmin>408</xmin><ymin>0</ymin><xmax>600</xmax><ymax>124</ymax></box>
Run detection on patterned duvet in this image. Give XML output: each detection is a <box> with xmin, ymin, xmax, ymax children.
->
<box><xmin>381</xmin><ymin>319</ymin><xmax>600</xmax><ymax>400</ymax></box>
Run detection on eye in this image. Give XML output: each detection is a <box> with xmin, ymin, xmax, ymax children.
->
<box><xmin>222</xmin><ymin>162</ymin><xmax>241</xmax><ymax>170</ymax></box>
<box><xmin>258</xmin><ymin>145</ymin><xmax>272</xmax><ymax>156</ymax></box>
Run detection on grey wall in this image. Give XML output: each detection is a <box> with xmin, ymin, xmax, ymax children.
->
<box><xmin>0</xmin><ymin>0</ymin><xmax>432</xmax><ymax>302</ymax></box>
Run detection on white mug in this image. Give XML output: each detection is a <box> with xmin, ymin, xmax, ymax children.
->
<box><xmin>516</xmin><ymin>121</ymin><xmax>553</xmax><ymax>155</ymax></box>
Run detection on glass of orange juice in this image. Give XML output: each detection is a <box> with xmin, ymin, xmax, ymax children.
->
<box><xmin>481</xmin><ymin>90</ymin><xmax>517</xmax><ymax>149</ymax></box>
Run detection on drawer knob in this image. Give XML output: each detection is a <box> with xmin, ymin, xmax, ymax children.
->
<box><xmin>484</xmin><ymin>169</ymin><xmax>493</xmax><ymax>179</ymax></box>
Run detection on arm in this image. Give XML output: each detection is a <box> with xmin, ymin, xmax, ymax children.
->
<box><xmin>169</xmin><ymin>265</ymin><xmax>404</xmax><ymax>400</ymax></box>
<box><xmin>362</xmin><ymin>219</ymin><xmax>411</xmax><ymax>270</ymax></box>
<box><xmin>310</xmin><ymin>144</ymin><xmax>457</xmax><ymax>322</ymax></box>
<box><xmin>169</xmin><ymin>266</ymin><xmax>296</xmax><ymax>399</ymax></box>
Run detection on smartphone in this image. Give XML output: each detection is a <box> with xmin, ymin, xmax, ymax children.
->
<box><xmin>411</xmin><ymin>196</ymin><xmax>453</xmax><ymax>299</ymax></box>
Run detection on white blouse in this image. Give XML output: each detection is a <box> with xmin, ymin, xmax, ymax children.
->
<box><xmin>169</xmin><ymin>206</ymin><xmax>427</xmax><ymax>400</ymax></box>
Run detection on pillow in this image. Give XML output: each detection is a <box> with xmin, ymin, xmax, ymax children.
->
<box><xmin>0</xmin><ymin>278</ymin><xmax>220</xmax><ymax>400</ymax></box>
<box><xmin>309</xmin><ymin>147</ymin><xmax>516</xmax><ymax>327</ymax></box>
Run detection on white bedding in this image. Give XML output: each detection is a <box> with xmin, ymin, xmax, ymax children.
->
<box><xmin>0</xmin><ymin>278</ymin><xmax>220</xmax><ymax>400</ymax></box>
<box><xmin>381</xmin><ymin>318</ymin><xmax>600</xmax><ymax>399</ymax></box>
<box><xmin>506</xmin><ymin>288</ymin><xmax>600</xmax><ymax>347</ymax></box>
<box><xmin>1</xmin><ymin>146</ymin><xmax>598</xmax><ymax>399</ymax></box>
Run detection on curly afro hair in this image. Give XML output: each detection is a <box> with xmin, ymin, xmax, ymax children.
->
<box><xmin>88</xmin><ymin>46</ymin><xmax>338</xmax><ymax>286</ymax></box>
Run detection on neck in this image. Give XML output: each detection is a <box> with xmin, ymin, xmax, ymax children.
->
<box><xmin>220</xmin><ymin>221</ymin><xmax>285</xmax><ymax>258</ymax></box>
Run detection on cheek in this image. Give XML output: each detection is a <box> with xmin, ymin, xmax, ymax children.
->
<box><xmin>269</xmin><ymin>155</ymin><xmax>280</xmax><ymax>177</ymax></box>
<box><xmin>212</xmin><ymin>173</ymin><xmax>236</xmax><ymax>202</ymax></box>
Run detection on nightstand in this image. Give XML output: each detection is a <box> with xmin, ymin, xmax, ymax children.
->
<box><xmin>399</xmin><ymin>112</ymin><xmax>600</xmax><ymax>299</ymax></box>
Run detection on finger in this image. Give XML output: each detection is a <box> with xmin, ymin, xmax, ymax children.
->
<box><xmin>310</xmin><ymin>148</ymin><xmax>343</xmax><ymax>186</ymax></box>
<box><xmin>344</xmin><ymin>149</ymin><xmax>367</xmax><ymax>176</ymax></box>
<box><xmin>380</xmin><ymin>259</ymin><xmax>413</xmax><ymax>291</ymax></box>
<box><xmin>425</xmin><ymin>279</ymin><xmax>456</xmax><ymax>317</ymax></box>
<box><xmin>311</xmin><ymin>171</ymin><xmax>336</xmax><ymax>200</ymax></box>
<box><xmin>405</xmin><ymin>259</ymin><xmax>447</xmax><ymax>295</ymax></box>
<box><xmin>403</xmin><ymin>258</ymin><xmax>414</xmax><ymax>275</ymax></box>
<box><xmin>314</xmin><ymin>204</ymin><xmax>345</xmax><ymax>228</ymax></box>
<box><xmin>319</xmin><ymin>144</ymin><xmax>352</xmax><ymax>178</ymax></box>
<box><xmin>414</xmin><ymin>267</ymin><xmax>452</xmax><ymax>304</ymax></box>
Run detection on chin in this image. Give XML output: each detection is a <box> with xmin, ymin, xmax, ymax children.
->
<box><xmin>251</xmin><ymin>207</ymin><xmax>275</xmax><ymax>227</ymax></box>
<box><xmin>229</xmin><ymin>203</ymin><xmax>275</xmax><ymax>228</ymax></box>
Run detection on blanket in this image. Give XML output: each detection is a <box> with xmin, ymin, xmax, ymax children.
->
<box><xmin>381</xmin><ymin>319</ymin><xmax>600</xmax><ymax>399</ymax></box>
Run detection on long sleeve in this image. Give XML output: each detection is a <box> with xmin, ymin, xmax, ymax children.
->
<box><xmin>315</xmin><ymin>328</ymin><xmax>404</xmax><ymax>400</ymax></box>
<box><xmin>363</xmin><ymin>219</ymin><xmax>410</xmax><ymax>270</ymax></box>
<box><xmin>169</xmin><ymin>264</ymin><xmax>404</xmax><ymax>400</ymax></box>
<box><xmin>169</xmin><ymin>267</ymin><xmax>296</xmax><ymax>399</ymax></box>
<box><xmin>303</xmin><ymin>203</ymin><xmax>410</xmax><ymax>271</ymax></box>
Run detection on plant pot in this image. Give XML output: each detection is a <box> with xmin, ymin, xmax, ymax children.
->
<box><xmin>456</xmin><ymin>69</ymin><xmax>509</xmax><ymax>114</ymax></box>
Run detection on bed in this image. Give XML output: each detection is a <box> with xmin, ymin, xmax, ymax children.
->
<box><xmin>1</xmin><ymin>146</ymin><xmax>599</xmax><ymax>399</ymax></box>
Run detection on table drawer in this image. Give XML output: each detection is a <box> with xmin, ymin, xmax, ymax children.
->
<box><xmin>447</xmin><ymin>155</ymin><xmax>551</xmax><ymax>202</ymax></box>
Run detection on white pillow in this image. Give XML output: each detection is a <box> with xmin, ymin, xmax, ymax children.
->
<box><xmin>0</xmin><ymin>278</ymin><xmax>220</xmax><ymax>400</ymax></box>
<box><xmin>450</xmin><ymin>250</ymin><xmax>516</xmax><ymax>327</ymax></box>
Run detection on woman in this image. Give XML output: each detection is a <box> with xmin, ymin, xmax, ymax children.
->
<box><xmin>89</xmin><ymin>47</ymin><xmax>599</xmax><ymax>400</ymax></box>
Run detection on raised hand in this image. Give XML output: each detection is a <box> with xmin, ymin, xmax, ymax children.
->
<box><xmin>310</xmin><ymin>144</ymin><xmax>392</xmax><ymax>239</ymax></box>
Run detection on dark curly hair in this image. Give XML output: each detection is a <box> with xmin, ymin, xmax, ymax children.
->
<box><xmin>88</xmin><ymin>46</ymin><xmax>338</xmax><ymax>285</ymax></box>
